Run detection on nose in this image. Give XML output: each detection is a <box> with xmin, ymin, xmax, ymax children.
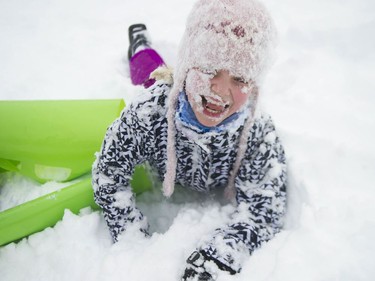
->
<box><xmin>210</xmin><ymin>75</ymin><xmax>231</xmax><ymax>97</ymax></box>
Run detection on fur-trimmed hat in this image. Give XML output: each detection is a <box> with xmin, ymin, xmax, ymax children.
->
<box><xmin>162</xmin><ymin>0</ymin><xmax>277</xmax><ymax>197</ymax></box>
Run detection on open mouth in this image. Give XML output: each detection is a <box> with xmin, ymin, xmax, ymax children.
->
<box><xmin>201</xmin><ymin>96</ymin><xmax>229</xmax><ymax>117</ymax></box>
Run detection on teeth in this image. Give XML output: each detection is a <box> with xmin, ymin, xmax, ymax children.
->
<box><xmin>205</xmin><ymin>107</ymin><xmax>222</xmax><ymax>113</ymax></box>
<box><xmin>205</xmin><ymin>97</ymin><xmax>228</xmax><ymax>107</ymax></box>
<box><xmin>201</xmin><ymin>95</ymin><xmax>229</xmax><ymax>115</ymax></box>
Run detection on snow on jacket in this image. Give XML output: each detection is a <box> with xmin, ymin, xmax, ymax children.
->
<box><xmin>92</xmin><ymin>82</ymin><xmax>287</xmax><ymax>273</ymax></box>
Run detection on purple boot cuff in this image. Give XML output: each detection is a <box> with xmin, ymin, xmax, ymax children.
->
<box><xmin>129</xmin><ymin>48</ymin><xmax>164</xmax><ymax>88</ymax></box>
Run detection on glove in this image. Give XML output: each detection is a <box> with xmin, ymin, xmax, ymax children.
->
<box><xmin>181</xmin><ymin>251</ymin><xmax>215</xmax><ymax>281</ymax></box>
<box><xmin>182</xmin><ymin>267</ymin><xmax>213</xmax><ymax>281</ymax></box>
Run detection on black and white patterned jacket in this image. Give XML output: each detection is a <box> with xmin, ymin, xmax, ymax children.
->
<box><xmin>92</xmin><ymin>82</ymin><xmax>287</xmax><ymax>273</ymax></box>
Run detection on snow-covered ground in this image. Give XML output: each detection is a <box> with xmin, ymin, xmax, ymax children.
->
<box><xmin>1</xmin><ymin>0</ymin><xmax>375</xmax><ymax>280</ymax></box>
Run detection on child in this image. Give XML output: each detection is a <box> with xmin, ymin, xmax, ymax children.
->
<box><xmin>92</xmin><ymin>0</ymin><xmax>287</xmax><ymax>280</ymax></box>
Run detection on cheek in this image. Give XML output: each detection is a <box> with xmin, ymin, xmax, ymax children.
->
<box><xmin>185</xmin><ymin>70</ymin><xmax>212</xmax><ymax>111</ymax></box>
<box><xmin>232</xmin><ymin>88</ymin><xmax>249</xmax><ymax>110</ymax></box>
<box><xmin>185</xmin><ymin>70</ymin><xmax>211</xmax><ymax>98</ymax></box>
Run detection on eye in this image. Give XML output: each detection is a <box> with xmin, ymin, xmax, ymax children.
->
<box><xmin>232</xmin><ymin>76</ymin><xmax>247</xmax><ymax>85</ymax></box>
<box><xmin>201</xmin><ymin>69</ymin><xmax>217</xmax><ymax>76</ymax></box>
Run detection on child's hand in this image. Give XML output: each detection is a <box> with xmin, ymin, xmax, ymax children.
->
<box><xmin>181</xmin><ymin>251</ymin><xmax>215</xmax><ymax>281</ymax></box>
<box><xmin>149</xmin><ymin>66</ymin><xmax>174</xmax><ymax>84</ymax></box>
<box><xmin>182</xmin><ymin>267</ymin><xmax>213</xmax><ymax>281</ymax></box>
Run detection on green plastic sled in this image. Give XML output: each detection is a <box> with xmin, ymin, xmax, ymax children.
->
<box><xmin>0</xmin><ymin>99</ymin><xmax>153</xmax><ymax>246</ymax></box>
<box><xmin>0</xmin><ymin>99</ymin><xmax>125</xmax><ymax>182</ymax></box>
<box><xmin>0</xmin><ymin>167</ymin><xmax>151</xmax><ymax>246</ymax></box>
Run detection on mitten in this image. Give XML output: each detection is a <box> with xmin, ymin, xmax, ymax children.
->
<box><xmin>181</xmin><ymin>251</ymin><xmax>215</xmax><ymax>281</ymax></box>
<box><xmin>150</xmin><ymin>66</ymin><xmax>174</xmax><ymax>84</ymax></box>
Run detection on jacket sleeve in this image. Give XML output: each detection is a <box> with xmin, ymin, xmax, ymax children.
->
<box><xmin>198</xmin><ymin>115</ymin><xmax>287</xmax><ymax>273</ymax></box>
<box><xmin>92</xmin><ymin>105</ymin><xmax>150</xmax><ymax>242</ymax></box>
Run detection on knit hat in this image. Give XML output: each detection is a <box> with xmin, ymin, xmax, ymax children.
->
<box><xmin>162</xmin><ymin>0</ymin><xmax>277</xmax><ymax>197</ymax></box>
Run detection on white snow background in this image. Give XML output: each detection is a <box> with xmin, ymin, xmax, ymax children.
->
<box><xmin>1</xmin><ymin>0</ymin><xmax>375</xmax><ymax>280</ymax></box>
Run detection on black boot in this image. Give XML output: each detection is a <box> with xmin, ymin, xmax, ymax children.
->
<box><xmin>128</xmin><ymin>23</ymin><xmax>151</xmax><ymax>60</ymax></box>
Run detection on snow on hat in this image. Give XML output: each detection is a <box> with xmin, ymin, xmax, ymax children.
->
<box><xmin>162</xmin><ymin>0</ymin><xmax>277</xmax><ymax>197</ymax></box>
<box><xmin>175</xmin><ymin>0</ymin><xmax>276</xmax><ymax>89</ymax></box>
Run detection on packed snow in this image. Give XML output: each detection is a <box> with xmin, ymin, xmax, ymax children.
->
<box><xmin>1</xmin><ymin>0</ymin><xmax>375</xmax><ymax>280</ymax></box>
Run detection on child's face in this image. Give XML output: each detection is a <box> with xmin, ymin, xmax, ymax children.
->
<box><xmin>185</xmin><ymin>69</ymin><xmax>254</xmax><ymax>127</ymax></box>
